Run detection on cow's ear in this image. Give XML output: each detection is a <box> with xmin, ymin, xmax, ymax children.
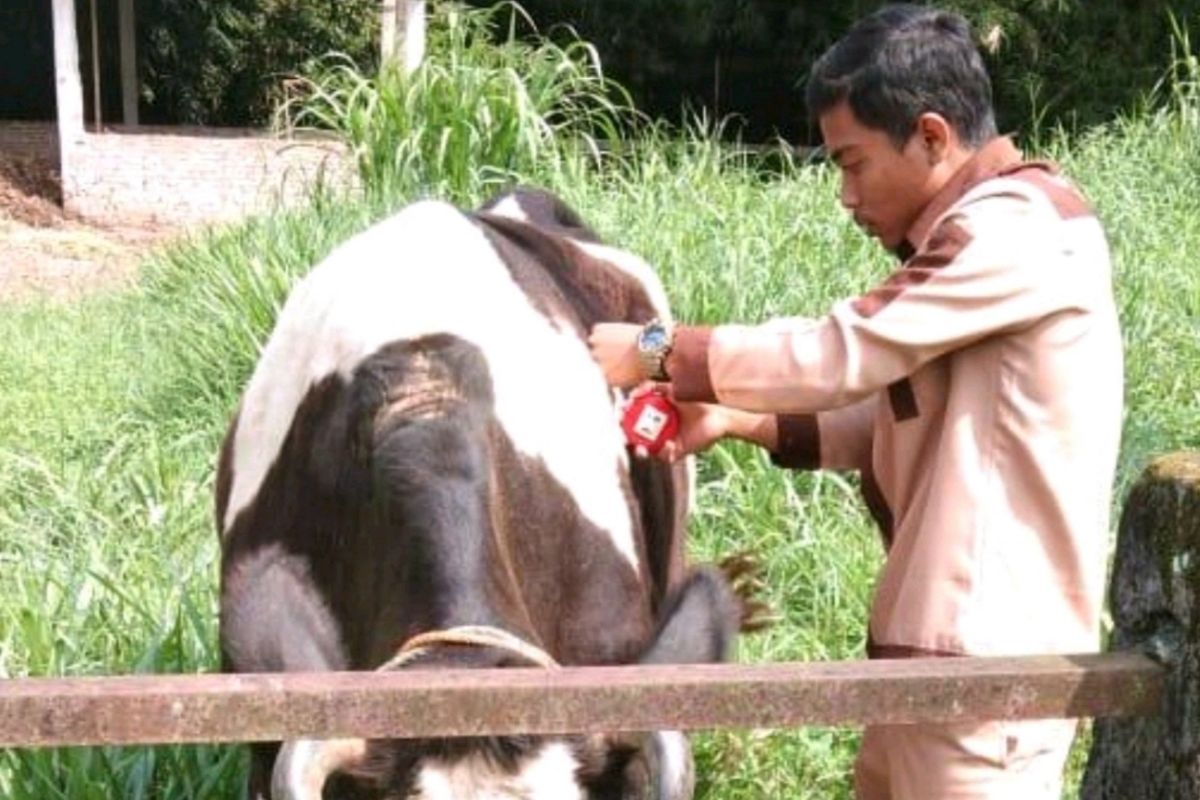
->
<box><xmin>637</xmin><ymin>567</ymin><xmax>740</xmax><ymax>665</ymax></box>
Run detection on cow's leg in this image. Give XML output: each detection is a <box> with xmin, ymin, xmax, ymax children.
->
<box><xmin>247</xmin><ymin>742</ymin><xmax>279</xmax><ymax>800</ymax></box>
<box><xmin>220</xmin><ymin>545</ymin><xmax>348</xmax><ymax>800</ymax></box>
<box><xmin>218</xmin><ymin>647</ymin><xmax>280</xmax><ymax>799</ymax></box>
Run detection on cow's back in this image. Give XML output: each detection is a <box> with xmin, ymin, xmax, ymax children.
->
<box><xmin>223</xmin><ymin>201</ymin><xmax>632</xmax><ymax>544</ymax></box>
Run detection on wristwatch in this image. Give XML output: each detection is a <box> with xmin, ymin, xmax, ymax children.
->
<box><xmin>636</xmin><ymin>318</ymin><xmax>675</xmax><ymax>382</ymax></box>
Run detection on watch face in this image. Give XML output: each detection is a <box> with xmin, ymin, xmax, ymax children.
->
<box><xmin>641</xmin><ymin>327</ymin><xmax>668</xmax><ymax>350</ymax></box>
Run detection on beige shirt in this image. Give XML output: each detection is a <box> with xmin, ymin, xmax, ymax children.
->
<box><xmin>669</xmin><ymin>138</ymin><xmax>1123</xmax><ymax>657</ymax></box>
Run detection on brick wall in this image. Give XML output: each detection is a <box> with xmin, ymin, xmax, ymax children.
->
<box><xmin>60</xmin><ymin>126</ymin><xmax>354</xmax><ymax>226</ymax></box>
<box><xmin>0</xmin><ymin>122</ymin><xmax>58</xmax><ymax>164</ymax></box>
<box><xmin>0</xmin><ymin>121</ymin><xmax>356</xmax><ymax>227</ymax></box>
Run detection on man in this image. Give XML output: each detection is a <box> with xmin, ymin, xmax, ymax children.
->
<box><xmin>589</xmin><ymin>4</ymin><xmax>1123</xmax><ymax>798</ymax></box>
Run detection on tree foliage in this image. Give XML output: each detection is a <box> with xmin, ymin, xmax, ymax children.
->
<box><xmin>0</xmin><ymin>1</ymin><xmax>54</xmax><ymax>120</ymax></box>
<box><xmin>474</xmin><ymin>0</ymin><xmax>1200</xmax><ymax>142</ymax></box>
<box><xmin>2</xmin><ymin>0</ymin><xmax>1197</xmax><ymax>136</ymax></box>
<box><xmin>138</xmin><ymin>0</ymin><xmax>379</xmax><ymax>125</ymax></box>
<box><xmin>0</xmin><ymin>0</ymin><xmax>379</xmax><ymax>125</ymax></box>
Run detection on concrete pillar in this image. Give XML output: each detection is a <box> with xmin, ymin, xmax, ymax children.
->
<box><xmin>118</xmin><ymin>0</ymin><xmax>138</xmax><ymax>126</ymax></box>
<box><xmin>1083</xmin><ymin>453</ymin><xmax>1200</xmax><ymax>798</ymax></box>
<box><xmin>381</xmin><ymin>0</ymin><xmax>426</xmax><ymax>74</ymax></box>
<box><xmin>51</xmin><ymin>0</ymin><xmax>86</xmax><ymax>210</ymax></box>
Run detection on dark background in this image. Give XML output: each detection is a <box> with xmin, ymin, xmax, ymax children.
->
<box><xmin>3</xmin><ymin>0</ymin><xmax>1197</xmax><ymax>142</ymax></box>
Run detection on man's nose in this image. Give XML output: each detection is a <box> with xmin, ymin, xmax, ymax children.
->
<box><xmin>840</xmin><ymin>179</ymin><xmax>860</xmax><ymax>211</ymax></box>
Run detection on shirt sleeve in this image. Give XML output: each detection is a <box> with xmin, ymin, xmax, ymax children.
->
<box><xmin>668</xmin><ymin>192</ymin><xmax>1086</xmax><ymax>414</ymax></box>
<box><xmin>771</xmin><ymin>394</ymin><xmax>877</xmax><ymax>471</ymax></box>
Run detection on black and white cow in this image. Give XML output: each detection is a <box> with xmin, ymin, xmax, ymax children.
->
<box><xmin>216</xmin><ymin>189</ymin><xmax>754</xmax><ymax>800</ymax></box>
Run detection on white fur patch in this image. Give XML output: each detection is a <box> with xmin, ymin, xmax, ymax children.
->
<box><xmin>223</xmin><ymin>200</ymin><xmax>640</xmax><ymax>570</ymax></box>
<box><xmin>412</xmin><ymin>742</ymin><xmax>583</xmax><ymax>800</ymax></box>
<box><xmin>485</xmin><ymin>195</ymin><xmax>674</xmax><ymax>329</ymax></box>
<box><xmin>484</xmin><ymin>194</ymin><xmax>532</xmax><ymax>223</ymax></box>
<box><xmin>654</xmin><ymin>730</ymin><xmax>693</xmax><ymax>800</ymax></box>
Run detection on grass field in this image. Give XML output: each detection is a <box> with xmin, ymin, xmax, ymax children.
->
<box><xmin>2</xmin><ymin>7</ymin><xmax>1198</xmax><ymax>798</ymax></box>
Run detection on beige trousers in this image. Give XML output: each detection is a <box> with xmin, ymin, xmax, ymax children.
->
<box><xmin>853</xmin><ymin>718</ymin><xmax>1078</xmax><ymax>800</ymax></box>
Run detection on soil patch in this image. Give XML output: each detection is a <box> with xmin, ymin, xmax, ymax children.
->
<box><xmin>0</xmin><ymin>155</ymin><xmax>177</xmax><ymax>303</ymax></box>
<box><xmin>0</xmin><ymin>155</ymin><xmax>64</xmax><ymax>227</ymax></box>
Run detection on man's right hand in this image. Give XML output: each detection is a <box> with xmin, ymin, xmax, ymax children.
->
<box><xmin>651</xmin><ymin>395</ymin><xmax>778</xmax><ymax>463</ymax></box>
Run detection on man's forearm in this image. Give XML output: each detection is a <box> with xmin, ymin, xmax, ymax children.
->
<box><xmin>723</xmin><ymin>408</ymin><xmax>780</xmax><ymax>451</ymax></box>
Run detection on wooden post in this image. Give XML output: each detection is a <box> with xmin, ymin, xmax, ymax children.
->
<box><xmin>1083</xmin><ymin>453</ymin><xmax>1200</xmax><ymax>798</ymax></box>
<box><xmin>89</xmin><ymin>0</ymin><xmax>102</xmax><ymax>128</ymax></box>
<box><xmin>51</xmin><ymin>0</ymin><xmax>85</xmax><ymax>207</ymax></box>
<box><xmin>118</xmin><ymin>0</ymin><xmax>138</xmax><ymax>126</ymax></box>
<box><xmin>381</xmin><ymin>0</ymin><xmax>426</xmax><ymax>74</ymax></box>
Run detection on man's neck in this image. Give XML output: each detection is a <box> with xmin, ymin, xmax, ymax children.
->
<box><xmin>930</xmin><ymin>145</ymin><xmax>977</xmax><ymax>196</ymax></box>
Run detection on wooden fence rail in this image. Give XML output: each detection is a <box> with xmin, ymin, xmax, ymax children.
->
<box><xmin>0</xmin><ymin>653</ymin><xmax>1163</xmax><ymax>749</ymax></box>
<box><xmin>1</xmin><ymin>458</ymin><xmax>1195</xmax><ymax>799</ymax></box>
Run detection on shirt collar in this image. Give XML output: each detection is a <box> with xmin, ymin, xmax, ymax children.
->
<box><xmin>897</xmin><ymin>136</ymin><xmax>1029</xmax><ymax>259</ymax></box>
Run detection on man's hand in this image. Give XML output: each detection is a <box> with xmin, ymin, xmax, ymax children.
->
<box><xmin>622</xmin><ymin>385</ymin><xmax>777</xmax><ymax>463</ymax></box>
<box><xmin>659</xmin><ymin>400</ymin><xmax>736</xmax><ymax>462</ymax></box>
<box><xmin>589</xmin><ymin>323</ymin><xmax>644</xmax><ymax>388</ymax></box>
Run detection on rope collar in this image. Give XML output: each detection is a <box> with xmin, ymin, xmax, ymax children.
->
<box><xmin>379</xmin><ymin>625</ymin><xmax>560</xmax><ymax>671</ymax></box>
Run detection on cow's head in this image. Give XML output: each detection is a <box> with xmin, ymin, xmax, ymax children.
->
<box><xmin>270</xmin><ymin>567</ymin><xmax>742</xmax><ymax>800</ymax></box>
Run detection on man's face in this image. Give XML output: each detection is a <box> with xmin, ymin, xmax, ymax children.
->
<box><xmin>819</xmin><ymin>101</ymin><xmax>941</xmax><ymax>251</ymax></box>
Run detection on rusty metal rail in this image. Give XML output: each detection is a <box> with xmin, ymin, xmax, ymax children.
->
<box><xmin>0</xmin><ymin>652</ymin><xmax>1163</xmax><ymax>749</ymax></box>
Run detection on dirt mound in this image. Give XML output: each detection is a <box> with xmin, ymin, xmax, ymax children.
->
<box><xmin>0</xmin><ymin>153</ymin><xmax>183</xmax><ymax>303</ymax></box>
<box><xmin>0</xmin><ymin>156</ymin><xmax>64</xmax><ymax>227</ymax></box>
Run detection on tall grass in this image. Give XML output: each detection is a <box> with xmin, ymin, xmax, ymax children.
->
<box><xmin>1050</xmin><ymin>34</ymin><xmax>1200</xmax><ymax>496</ymax></box>
<box><xmin>2</xmin><ymin>9</ymin><xmax>1199</xmax><ymax>799</ymax></box>
<box><xmin>0</xmin><ymin>299</ymin><xmax>243</xmax><ymax>797</ymax></box>
<box><xmin>278</xmin><ymin>2</ymin><xmax>639</xmax><ymax>205</ymax></box>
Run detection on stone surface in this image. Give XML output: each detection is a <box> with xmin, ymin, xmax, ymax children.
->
<box><xmin>1083</xmin><ymin>452</ymin><xmax>1200</xmax><ymax>799</ymax></box>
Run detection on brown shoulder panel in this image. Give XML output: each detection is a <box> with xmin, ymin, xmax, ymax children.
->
<box><xmin>851</xmin><ymin>220</ymin><xmax>973</xmax><ymax>319</ymax></box>
<box><xmin>1001</xmin><ymin>165</ymin><xmax>1094</xmax><ymax>220</ymax></box>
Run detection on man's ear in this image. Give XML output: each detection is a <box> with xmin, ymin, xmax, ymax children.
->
<box><xmin>914</xmin><ymin>112</ymin><xmax>955</xmax><ymax>165</ymax></box>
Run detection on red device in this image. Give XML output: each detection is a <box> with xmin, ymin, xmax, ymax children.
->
<box><xmin>621</xmin><ymin>391</ymin><xmax>680</xmax><ymax>457</ymax></box>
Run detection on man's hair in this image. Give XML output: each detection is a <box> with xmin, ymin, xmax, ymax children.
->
<box><xmin>806</xmin><ymin>4</ymin><xmax>998</xmax><ymax>149</ymax></box>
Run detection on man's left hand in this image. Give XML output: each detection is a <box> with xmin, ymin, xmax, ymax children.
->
<box><xmin>589</xmin><ymin>323</ymin><xmax>644</xmax><ymax>388</ymax></box>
